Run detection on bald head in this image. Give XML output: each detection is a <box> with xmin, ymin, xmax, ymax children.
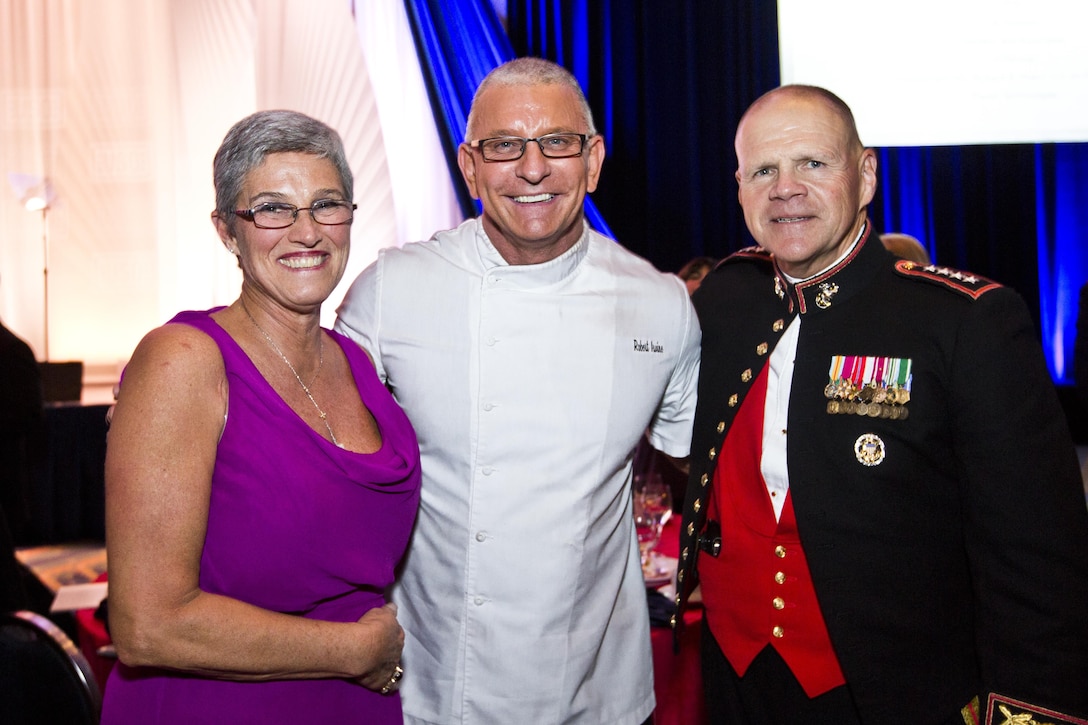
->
<box><xmin>465</xmin><ymin>57</ymin><xmax>597</xmax><ymax>142</ymax></box>
<box><xmin>733</xmin><ymin>84</ymin><xmax>877</xmax><ymax>279</ymax></box>
<box><xmin>737</xmin><ymin>85</ymin><xmax>864</xmax><ymax>157</ymax></box>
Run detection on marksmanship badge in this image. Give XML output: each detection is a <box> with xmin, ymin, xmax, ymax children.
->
<box><xmin>854</xmin><ymin>433</ymin><xmax>885</xmax><ymax>466</ymax></box>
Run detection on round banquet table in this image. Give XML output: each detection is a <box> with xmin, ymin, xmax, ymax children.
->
<box><xmin>649</xmin><ymin>515</ymin><xmax>707</xmax><ymax>725</ymax></box>
<box><xmin>74</xmin><ymin>572</ymin><xmax>114</xmax><ymax>692</ymax></box>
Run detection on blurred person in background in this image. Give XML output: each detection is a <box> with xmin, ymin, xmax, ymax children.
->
<box><xmin>879</xmin><ymin>231</ymin><xmax>931</xmax><ymax>266</ymax></box>
<box><xmin>0</xmin><ymin>289</ymin><xmax>43</xmax><ymax>610</ymax></box>
<box><xmin>678</xmin><ymin>255</ymin><xmax>718</xmax><ymax>295</ymax></box>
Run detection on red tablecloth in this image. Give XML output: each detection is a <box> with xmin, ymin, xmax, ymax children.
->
<box><xmin>74</xmin><ymin>572</ymin><xmax>115</xmax><ymax>691</ymax></box>
<box><xmin>650</xmin><ymin>516</ymin><xmax>707</xmax><ymax>725</ymax></box>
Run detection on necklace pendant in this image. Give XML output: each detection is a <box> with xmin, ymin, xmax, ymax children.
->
<box><xmin>242</xmin><ymin>298</ymin><xmax>340</xmax><ymax>450</ymax></box>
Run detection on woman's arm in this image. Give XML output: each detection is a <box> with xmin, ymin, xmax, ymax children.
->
<box><xmin>105</xmin><ymin>322</ymin><xmax>402</xmax><ymax>686</ymax></box>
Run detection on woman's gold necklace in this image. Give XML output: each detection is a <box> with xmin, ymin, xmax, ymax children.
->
<box><xmin>241</xmin><ymin>299</ymin><xmax>344</xmax><ymax>449</ymax></box>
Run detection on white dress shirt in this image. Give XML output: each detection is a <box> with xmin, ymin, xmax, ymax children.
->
<box><xmin>335</xmin><ymin>218</ymin><xmax>701</xmax><ymax>725</ymax></box>
<box><xmin>761</xmin><ymin>231</ymin><xmax>864</xmax><ymax>521</ymax></box>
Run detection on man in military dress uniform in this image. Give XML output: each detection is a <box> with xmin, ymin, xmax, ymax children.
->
<box><xmin>675</xmin><ymin>85</ymin><xmax>1088</xmax><ymax>724</ymax></box>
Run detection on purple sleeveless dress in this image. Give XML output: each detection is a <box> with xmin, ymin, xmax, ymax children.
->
<box><xmin>101</xmin><ymin>309</ymin><xmax>421</xmax><ymax>724</ymax></box>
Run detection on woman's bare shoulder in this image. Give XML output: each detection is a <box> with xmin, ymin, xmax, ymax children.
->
<box><xmin>119</xmin><ymin>319</ymin><xmax>228</xmax><ymax>410</ymax></box>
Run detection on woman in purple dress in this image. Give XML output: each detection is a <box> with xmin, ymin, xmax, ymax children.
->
<box><xmin>101</xmin><ymin>111</ymin><xmax>420</xmax><ymax>723</ymax></box>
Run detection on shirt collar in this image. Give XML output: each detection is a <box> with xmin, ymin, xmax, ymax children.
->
<box><xmin>773</xmin><ymin>220</ymin><xmax>877</xmax><ymax>315</ymax></box>
<box><xmin>475</xmin><ymin>218</ymin><xmax>590</xmax><ymax>287</ymax></box>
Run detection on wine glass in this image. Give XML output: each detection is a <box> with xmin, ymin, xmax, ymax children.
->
<box><xmin>633</xmin><ymin>473</ymin><xmax>672</xmax><ymax>573</ymax></box>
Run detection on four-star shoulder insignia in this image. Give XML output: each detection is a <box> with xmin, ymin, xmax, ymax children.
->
<box><xmin>713</xmin><ymin>246</ymin><xmax>772</xmax><ymax>274</ymax></box>
<box><xmin>893</xmin><ymin>259</ymin><xmax>1003</xmax><ymax>300</ymax></box>
<box><xmin>723</xmin><ymin>246</ymin><xmax>771</xmax><ymax>263</ymax></box>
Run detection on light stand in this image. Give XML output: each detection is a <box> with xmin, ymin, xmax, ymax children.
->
<box><xmin>7</xmin><ymin>173</ymin><xmax>56</xmax><ymax>360</ymax></box>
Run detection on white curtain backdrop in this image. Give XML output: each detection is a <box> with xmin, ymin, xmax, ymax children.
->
<box><xmin>0</xmin><ymin>0</ymin><xmax>461</xmax><ymax>397</ymax></box>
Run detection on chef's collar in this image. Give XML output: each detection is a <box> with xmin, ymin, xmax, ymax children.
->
<box><xmin>475</xmin><ymin>218</ymin><xmax>590</xmax><ymax>288</ymax></box>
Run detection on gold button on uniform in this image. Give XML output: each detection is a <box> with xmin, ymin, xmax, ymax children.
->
<box><xmin>716</xmin><ymin>421</ymin><xmax>725</xmax><ymax>434</ymax></box>
<box><xmin>708</xmin><ymin>447</ymin><xmax>716</xmax><ymax>460</ymax></box>
<box><xmin>772</xmin><ymin>319</ymin><xmax>785</xmax><ymax>332</ymax></box>
<box><xmin>775</xmin><ymin>571</ymin><xmax>786</xmax><ymax>584</ymax></box>
<box><xmin>772</xmin><ymin>626</ymin><xmax>784</xmax><ymax>638</ymax></box>
<box><xmin>693</xmin><ymin>498</ymin><xmax>701</xmax><ymax>513</ymax></box>
<box><xmin>774</xmin><ymin>545</ymin><xmax>786</xmax><ymax>558</ymax></box>
<box><xmin>700</xmin><ymin>473</ymin><xmax>709</xmax><ymax>487</ymax></box>
<box><xmin>772</xmin><ymin>597</ymin><xmax>785</xmax><ymax>610</ymax></box>
<box><xmin>741</xmin><ymin>368</ymin><xmax>752</xmax><ymax>383</ymax></box>
<box><xmin>756</xmin><ymin>342</ymin><xmax>768</xmax><ymax>355</ymax></box>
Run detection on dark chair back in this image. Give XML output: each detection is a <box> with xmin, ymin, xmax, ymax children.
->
<box><xmin>0</xmin><ymin>610</ymin><xmax>101</xmax><ymax>724</ymax></box>
<box><xmin>38</xmin><ymin>361</ymin><xmax>84</xmax><ymax>403</ymax></box>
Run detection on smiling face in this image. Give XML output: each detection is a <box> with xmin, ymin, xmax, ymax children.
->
<box><xmin>734</xmin><ymin>88</ymin><xmax>877</xmax><ymax>279</ymax></box>
<box><xmin>457</xmin><ymin>82</ymin><xmax>605</xmax><ymax>265</ymax></box>
<box><xmin>213</xmin><ymin>151</ymin><xmax>351</xmax><ymax>314</ymax></box>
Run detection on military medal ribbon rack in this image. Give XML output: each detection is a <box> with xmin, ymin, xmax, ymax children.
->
<box><xmin>824</xmin><ymin>355</ymin><xmax>912</xmax><ymax>420</ymax></box>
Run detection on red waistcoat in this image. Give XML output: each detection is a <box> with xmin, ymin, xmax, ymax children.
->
<box><xmin>698</xmin><ymin>364</ymin><xmax>846</xmax><ymax>698</ymax></box>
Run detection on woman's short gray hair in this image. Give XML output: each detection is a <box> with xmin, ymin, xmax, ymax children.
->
<box><xmin>465</xmin><ymin>57</ymin><xmax>597</xmax><ymax>142</ymax></box>
<box><xmin>213</xmin><ymin>110</ymin><xmax>352</xmax><ymax>234</ymax></box>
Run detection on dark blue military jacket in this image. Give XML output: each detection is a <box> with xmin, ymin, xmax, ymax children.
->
<box><xmin>676</xmin><ymin>226</ymin><xmax>1088</xmax><ymax>723</ymax></box>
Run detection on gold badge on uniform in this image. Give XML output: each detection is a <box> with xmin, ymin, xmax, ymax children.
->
<box><xmin>854</xmin><ymin>433</ymin><xmax>885</xmax><ymax>466</ymax></box>
<box><xmin>984</xmin><ymin>692</ymin><xmax>1088</xmax><ymax>725</ymax></box>
<box><xmin>815</xmin><ymin>282</ymin><xmax>839</xmax><ymax>309</ymax></box>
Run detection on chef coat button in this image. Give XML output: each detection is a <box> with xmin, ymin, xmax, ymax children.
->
<box><xmin>773</xmin><ymin>597</ymin><xmax>785</xmax><ymax>610</ymax></box>
<box><xmin>474</xmin><ymin>596</ymin><xmax>484</xmax><ymax>606</ymax></box>
<box><xmin>772</xmin><ymin>626</ymin><xmax>784</xmax><ymax>638</ymax></box>
<box><xmin>481</xmin><ymin>466</ymin><xmax>494</xmax><ymax>476</ymax></box>
<box><xmin>486</xmin><ymin>336</ymin><xmax>496</xmax><ymax>346</ymax></box>
<box><xmin>483</xmin><ymin>402</ymin><xmax>494</xmax><ymax>411</ymax></box>
<box><xmin>774</xmin><ymin>545</ymin><xmax>786</xmax><ymax>558</ymax></box>
<box><xmin>475</xmin><ymin>532</ymin><xmax>486</xmax><ymax>542</ymax></box>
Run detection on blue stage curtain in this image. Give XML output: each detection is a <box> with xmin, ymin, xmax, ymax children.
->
<box><xmin>871</xmin><ymin>144</ymin><xmax>1088</xmax><ymax>382</ymax></box>
<box><xmin>402</xmin><ymin>0</ymin><xmax>613</xmax><ymax>236</ymax></box>
<box><xmin>503</xmin><ymin>0</ymin><xmax>1088</xmax><ymax>384</ymax></box>
<box><xmin>506</xmin><ymin>0</ymin><xmax>779</xmax><ymax>274</ymax></box>
<box><xmin>1036</xmin><ymin>144</ymin><xmax>1088</xmax><ymax>382</ymax></box>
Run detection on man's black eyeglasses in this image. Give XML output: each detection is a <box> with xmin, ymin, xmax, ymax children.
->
<box><xmin>469</xmin><ymin>133</ymin><xmax>589</xmax><ymax>162</ymax></box>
